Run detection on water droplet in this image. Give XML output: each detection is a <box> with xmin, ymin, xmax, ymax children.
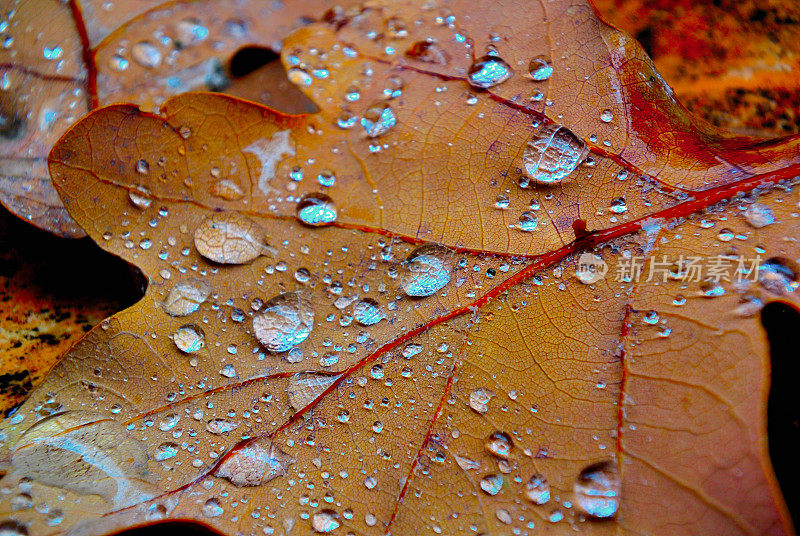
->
<box><xmin>154</xmin><ymin>441</ymin><xmax>179</xmax><ymax>461</ymax></box>
<box><xmin>173</xmin><ymin>324</ymin><xmax>205</xmax><ymax>353</ymax></box>
<box><xmin>10</xmin><ymin>493</ymin><xmax>32</xmax><ymax>510</ymax></box>
<box><xmin>485</xmin><ymin>431</ymin><xmax>513</xmax><ymax>459</ymax></box>
<box><xmin>43</xmin><ymin>46</ymin><xmax>63</xmax><ymax>61</ymax></box>
<box><xmin>158</xmin><ymin>413</ymin><xmax>180</xmax><ymax>431</ymax></box>
<box><xmin>10</xmin><ymin>411</ymin><xmax>158</xmax><ymax>508</ymax></box>
<box><xmin>467</xmin><ymin>55</ymin><xmax>512</xmax><ymax>89</ymax></box>
<box><xmin>194</xmin><ymin>212</ymin><xmax>273</xmax><ymax>264</ymax></box>
<box><xmin>385</xmin><ymin>17</ymin><xmax>409</xmax><ymax>38</ymax></box>
<box><xmin>523</xmin><ymin>123</ymin><xmax>589</xmax><ymax>184</ymax></box>
<box><xmin>525</xmin><ymin>473</ymin><xmax>551</xmax><ymax>504</ymax></box>
<box><xmin>402</xmin><ymin>343</ymin><xmax>423</xmax><ymax>358</ymax></box>
<box><xmin>288</xmin><ymin>67</ymin><xmax>313</xmax><ymax>86</ymax></box>
<box><xmin>131</xmin><ymin>41</ymin><xmax>162</xmax><ymax>68</ymax></box>
<box><xmin>288</xmin><ymin>373</ymin><xmax>338</xmax><ymax>411</ymax></box>
<box><xmin>759</xmin><ymin>257</ymin><xmax>799</xmax><ymax>295</ymax></box>
<box><xmin>494</xmin><ymin>194</ymin><xmax>510</xmax><ymax>209</ymax></box>
<box><xmin>405</xmin><ymin>40</ymin><xmax>450</xmax><ymax>65</ymax></box>
<box><xmin>479</xmin><ymin>473</ymin><xmax>503</xmax><ymax>495</ymax></box>
<box><xmin>176</xmin><ymin>18</ymin><xmax>209</xmax><ymax>47</ymax></box>
<box><xmin>517</xmin><ymin>211</ymin><xmax>538</xmax><ymax>231</ymax></box>
<box><xmin>312</xmin><ymin>510</ymin><xmax>340</xmax><ymax>533</ymax></box>
<box><xmin>353</xmin><ymin>298</ymin><xmax>384</xmax><ymax>326</ymax></box>
<box><xmin>202</xmin><ymin>498</ymin><xmax>223</xmax><ymax>518</ymax></box>
<box><xmin>297</xmin><ymin>193</ymin><xmax>337</xmax><ymax>226</ymax></box>
<box><xmin>610</xmin><ymin>197</ymin><xmax>627</xmax><ymax>214</ymax></box>
<box><xmin>574</xmin><ymin>460</ymin><xmax>621</xmax><ymax>518</ymax></box>
<box><xmin>206</xmin><ymin>418</ymin><xmax>239</xmax><ymax>435</ymax></box>
<box><xmin>128</xmin><ymin>185</ymin><xmax>152</xmax><ymax>209</ymax></box>
<box><xmin>455</xmin><ymin>455</ymin><xmax>481</xmax><ymax>471</ymax></box>
<box><xmin>469</xmin><ymin>388</ymin><xmax>495</xmax><ymax>413</ymax></box>
<box><xmin>213</xmin><ymin>438</ymin><xmax>293</xmax><ymax>486</ymax></box>
<box><xmin>528</xmin><ymin>55</ymin><xmax>553</xmax><ymax>81</ymax></box>
<box><xmin>211</xmin><ymin>179</ymin><xmax>245</xmax><ymax>200</ymax></box>
<box><xmin>219</xmin><ymin>364</ymin><xmax>237</xmax><ymax>378</ymax></box>
<box><xmin>336</xmin><ymin>110</ymin><xmax>358</xmax><ymax>129</ymax></box>
<box><xmin>548</xmin><ymin>509</ymin><xmax>564</xmax><ymax>523</ymax></box>
<box><xmin>744</xmin><ymin>203</ymin><xmax>774</xmax><ymax>228</ymax></box>
<box><xmin>361</xmin><ymin>102</ymin><xmax>396</xmax><ymax>137</ymax></box>
<box><xmin>252</xmin><ymin>291</ymin><xmax>314</xmax><ymax>353</ymax></box>
<box><xmin>295</xmin><ymin>267</ymin><xmax>311</xmax><ymax>283</ymax></box>
<box><xmin>163</xmin><ymin>279</ymin><xmax>211</xmax><ymax>316</ymax></box>
<box><xmin>600</xmin><ymin>109</ymin><xmax>614</xmax><ymax>123</ymax></box>
<box><xmin>400</xmin><ymin>245</ymin><xmax>452</xmax><ymax>297</ymax></box>
<box><xmin>317</xmin><ymin>170</ymin><xmax>336</xmax><ymax>187</ymax></box>
<box><xmin>0</xmin><ymin>520</ymin><xmax>27</xmax><ymax>536</ymax></box>
<box><xmin>717</xmin><ymin>228</ymin><xmax>735</xmax><ymax>242</ymax></box>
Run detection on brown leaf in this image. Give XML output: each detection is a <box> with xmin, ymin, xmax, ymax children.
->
<box><xmin>0</xmin><ymin>0</ymin><xmax>329</xmax><ymax>237</ymax></box>
<box><xmin>2</xmin><ymin>1</ymin><xmax>800</xmax><ymax>535</ymax></box>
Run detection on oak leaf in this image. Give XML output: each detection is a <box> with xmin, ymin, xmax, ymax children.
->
<box><xmin>2</xmin><ymin>1</ymin><xmax>800</xmax><ymax>536</ymax></box>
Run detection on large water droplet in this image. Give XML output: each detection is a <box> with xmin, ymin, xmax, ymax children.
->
<box><xmin>297</xmin><ymin>193</ymin><xmax>337</xmax><ymax>226</ymax></box>
<box><xmin>523</xmin><ymin>123</ymin><xmax>588</xmax><ymax>184</ymax></box>
<box><xmin>194</xmin><ymin>212</ymin><xmax>273</xmax><ymax>264</ymax></box>
<box><xmin>400</xmin><ymin>245</ymin><xmax>451</xmax><ymax>297</ymax></box>
<box><xmin>485</xmin><ymin>431</ymin><xmax>513</xmax><ymax>459</ymax></box>
<box><xmin>744</xmin><ymin>203</ymin><xmax>775</xmax><ymax>228</ymax></box>
<box><xmin>288</xmin><ymin>373</ymin><xmax>339</xmax><ymax>411</ymax></box>
<box><xmin>213</xmin><ymin>438</ymin><xmax>294</xmax><ymax>486</ymax></box>
<box><xmin>176</xmin><ymin>18</ymin><xmax>208</xmax><ymax>47</ymax></box>
<box><xmin>0</xmin><ymin>520</ymin><xmax>27</xmax><ymax>536</ymax></box>
<box><xmin>173</xmin><ymin>324</ymin><xmax>205</xmax><ymax>353</ymax></box>
<box><xmin>759</xmin><ymin>257</ymin><xmax>799</xmax><ymax>295</ymax></box>
<box><xmin>10</xmin><ymin>412</ymin><xmax>157</xmax><ymax>508</ymax></box>
<box><xmin>517</xmin><ymin>211</ymin><xmax>538</xmax><ymax>231</ymax></box>
<box><xmin>467</xmin><ymin>55</ymin><xmax>512</xmax><ymax>89</ymax></box>
<box><xmin>479</xmin><ymin>473</ymin><xmax>503</xmax><ymax>495</ymax></box>
<box><xmin>574</xmin><ymin>460</ymin><xmax>621</xmax><ymax>518</ymax></box>
<box><xmin>525</xmin><ymin>473</ymin><xmax>550</xmax><ymax>504</ymax></box>
<box><xmin>312</xmin><ymin>510</ymin><xmax>340</xmax><ymax>533</ymax></box>
<box><xmin>206</xmin><ymin>418</ymin><xmax>239</xmax><ymax>435</ymax></box>
<box><xmin>353</xmin><ymin>298</ymin><xmax>384</xmax><ymax>326</ymax></box>
<box><xmin>361</xmin><ymin>102</ymin><xmax>396</xmax><ymax>137</ymax></box>
<box><xmin>202</xmin><ymin>498</ymin><xmax>223</xmax><ymax>518</ymax></box>
<box><xmin>469</xmin><ymin>388</ymin><xmax>495</xmax><ymax>413</ymax></box>
<box><xmin>163</xmin><ymin>279</ymin><xmax>211</xmax><ymax>316</ymax></box>
<box><xmin>131</xmin><ymin>41</ymin><xmax>162</xmax><ymax>68</ymax></box>
<box><xmin>528</xmin><ymin>55</ymin><xmax>553</xmax><ymax>81</ymax></box>
<box><xmin>154</xmin><ymin>442</ymin><xmax>179</xmax><ymax>461</ymax></box>
<box><xmin>252</xmin><ymin>291</ymin><xmax>314</xmax><ymax>353</ymax></box>
<box><xmin>128</xmin><ymin>185</ymin><xmax>152</xmax><ymax>209</ymax></box>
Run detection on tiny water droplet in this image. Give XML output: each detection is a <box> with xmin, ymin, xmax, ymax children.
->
<box><xmin>600</xmin><ymin>109</ymin><xmax>614</xmax><ymax>123</ymax></box>
<box><xmin>528</xmin><ymin>55</ymin><xmax>553</xmax><ymax>81</ymax></box>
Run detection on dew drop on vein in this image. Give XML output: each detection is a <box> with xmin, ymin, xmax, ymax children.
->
<box><xmin>467</xmin><ymin>55</ymin><xmax>512</xmax><ymax>89</ymax></box>
<box><xmin>252</xmin><ymin>291</ymin><xmax>314</xmax><ymax>353</ymax></box>
<box><xmin>523</xmin><ymin>122</ymin><xmax>589</xmax><ymax>184</ymax></box>
<box><xmin>213</xmin><ymin>438</ymin><xmax>293</xmax><ymax>486</ymax></box>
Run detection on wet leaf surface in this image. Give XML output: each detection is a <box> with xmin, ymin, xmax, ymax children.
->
<box><xmin>2</xmin><ymin>1</ymin><xmax>800</xmax><ymax>535</ymax></box>
<box><xmin>0</xmin><ymin>0</ymin><xmax>329</xmax><ymax>237</ymax></box>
